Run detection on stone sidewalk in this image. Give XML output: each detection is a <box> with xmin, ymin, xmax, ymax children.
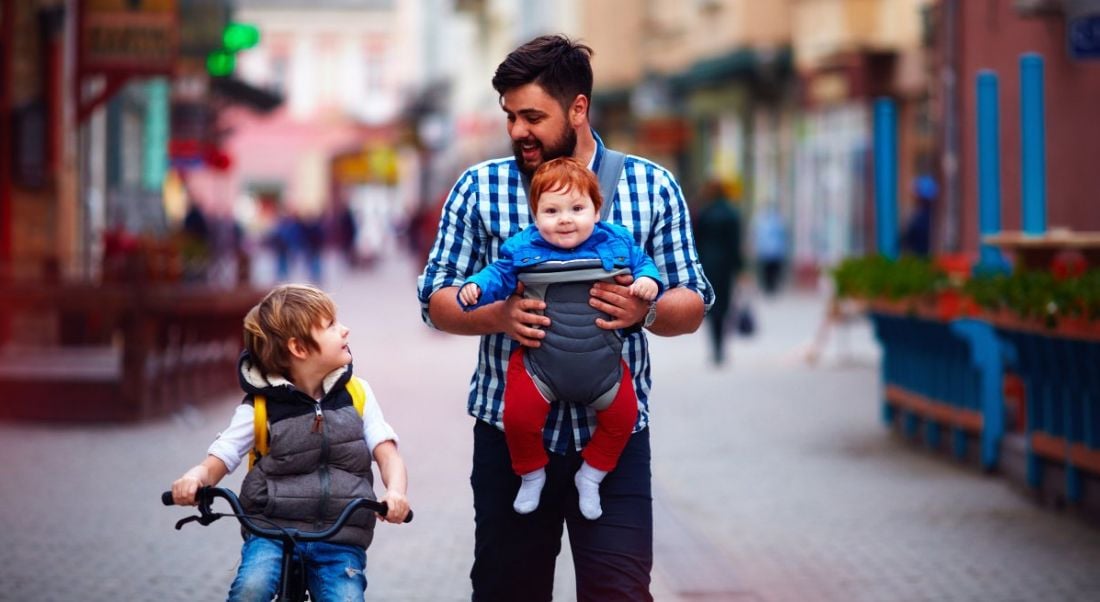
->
<box><xmin>2</xmin><ymin>254</ymin><xmax>1099</xmax><ymax>601</ymax></box>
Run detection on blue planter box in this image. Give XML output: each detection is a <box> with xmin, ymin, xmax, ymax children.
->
<box><xmin>994</xmin><ymin>324</ymin><xmax>1100</xmax><ymax>502</ymax></box>
<box><xmin>869</xmin><ymin>309</ymin><xmax>1007</xmax><ymax>470</ymax></box>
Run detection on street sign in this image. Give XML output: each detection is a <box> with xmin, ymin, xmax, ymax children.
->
<box><xmin>80</xmin><ymin>0</ymin><xmax>179</xmax><ymax>75</ymax></box>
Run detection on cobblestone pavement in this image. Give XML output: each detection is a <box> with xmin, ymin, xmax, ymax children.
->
<box><xmin>2</xmin><ymin>254</ymin><xmax>1100</xmax><ymax>601</ymax></box>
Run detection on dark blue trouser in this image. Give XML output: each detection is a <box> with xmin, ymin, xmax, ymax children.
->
<box><xmin>470</xmin><ymin>420</ymin><xmax>653</xmax><ymax>602</ymax></box>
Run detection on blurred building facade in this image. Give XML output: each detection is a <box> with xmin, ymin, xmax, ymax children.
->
<box><xmin>0</xmin><ymin>0</ymin><xmax>276</xmax><ymax>285</ymax></box>
<box><xmin>4</xmin><ymin>0</ymin><xmax>1099</xmax><ymax>290</ymax></box>
<box><xmin>439</xmin><ymin>0</ymin><xmax>933</xmax><ymax>285</ymax></box>
<box><xmin>224</xmin><ymin>0</ymin><xmax>419</xmax><ymax>263</ymax></box>
<box><xmin>581</xmin><ymin>0</ymin><xmax>934</xmax><ymax>285</ymax></box>
<box><xmin>0</xmin><ymin>0</ymin><xmax>279</xmax><ymax>421</ymax></box>
<box><xmin>943</xmin><ymin>0</ymin><xmax>1100</xmax><ymax>253</ymax></box>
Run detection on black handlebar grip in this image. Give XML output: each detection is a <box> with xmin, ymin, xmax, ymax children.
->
<box><xmin>162</xmin><ymin>491</ymin><xmax>175</xmax><ymax>506</ymax></box>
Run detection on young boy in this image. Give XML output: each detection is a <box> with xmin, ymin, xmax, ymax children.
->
<box><xmin>458</xmin><ymin>157</ymin><xmax>662</xmax><ymax>520</ymax></box>
<box><xmin>170</xmin><ymin>283</ymin><xmax>409</xmax><ymax>602</ymax></box>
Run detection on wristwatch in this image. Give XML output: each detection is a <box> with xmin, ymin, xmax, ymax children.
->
<box><xmin>642</xmin><ymin>301</ymin><xmax>658</xmax><ymax>329</ymax></box>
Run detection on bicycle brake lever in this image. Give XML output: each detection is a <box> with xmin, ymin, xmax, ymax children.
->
<box><xmin>174</xmin><ymin>515</ymin><xmax>202</xmax><ymax>530</ymax></box>
<box><xmin>174</xmin><ymin>514</ymin><xmax>222</xmax><ymax>530</ymax></box>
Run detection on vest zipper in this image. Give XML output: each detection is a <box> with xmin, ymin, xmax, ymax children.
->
<box><xmin>314</xmin><ymin>400</ymin><xmax>332</xmax><ymax>528</ymax></box>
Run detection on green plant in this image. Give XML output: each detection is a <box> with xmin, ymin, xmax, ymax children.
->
<box><xmin>832</xmin><ymin>255</ymin><xmax>948</xmax><ymax>301</ymax></box>
<box><xmin>833</xmin><ymin>255</ymin><xmax>1100</xmax><ymax>328</ymax></box>
<box><xmin>964</xmin><ymin>268</ymin><xmax>1100</xmax><ymax>327</ymax></box>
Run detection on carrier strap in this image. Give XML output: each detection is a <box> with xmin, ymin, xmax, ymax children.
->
<box><xmin>596</xmin><ymin>150</ymin><xmax>625</xmax><ymax>221</ymax></box>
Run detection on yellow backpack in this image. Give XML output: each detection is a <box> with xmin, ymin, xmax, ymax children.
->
<box><xmin>249</xmin><ymin>376</ymin><xmax>368</xmax><ymax>469</ymax></box>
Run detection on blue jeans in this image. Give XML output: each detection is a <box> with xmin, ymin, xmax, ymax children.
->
<box><xmin>470</xmin><ymin>420</ymin><xmax>654</xmax><ymax>602</ymax></box>
<box><xmin>228</xmin><ymin>536</ymin><xmax>367</xmax><ymax>602</ymax></box>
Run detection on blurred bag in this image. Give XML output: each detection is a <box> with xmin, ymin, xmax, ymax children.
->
<box><xmin>736</xmin><ymin>305</ymin><xmax>756</xmax><ymax>337</ymax></box>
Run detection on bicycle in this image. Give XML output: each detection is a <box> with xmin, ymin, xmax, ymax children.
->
<box><xmin>162</xmin><ymin>486</ymin><xmax>412</xmax><ymax>602</ymax></box>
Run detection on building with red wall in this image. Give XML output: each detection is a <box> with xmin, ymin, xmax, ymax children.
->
<box><xmin>947</xmin><ymin>1</ymin><xmax>1100</xmax><ymax>254</ymax></box>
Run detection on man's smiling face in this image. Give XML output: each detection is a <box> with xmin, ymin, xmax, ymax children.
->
<box><xmin>501</xmin><ymin>83</ymin><xmax>578</xmax><ymax>176</ymax></box>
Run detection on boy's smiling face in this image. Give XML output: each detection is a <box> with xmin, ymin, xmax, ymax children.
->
<box><xmin>533</xmin><ymin>185</ymin><xmax>597</xmax><ymax>250</ymax></box>
<box><xmin>308</xmin><ymin>316</ymin><xmax>352</xmax><ymax>374</ymax></box>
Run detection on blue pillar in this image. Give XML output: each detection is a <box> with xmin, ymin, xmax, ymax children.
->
<box><xmin>976</xmin><ymin>71</ymin><xmax>1008</xmax><ymax>274</ymax></box>
<box><xmin>1020</xmin><ymin>53</ymin><xmax>1047</xmax><ymax>235</ymax></box>
<box><xmin>874</xmin><ymin>97</ymin><xmax>899</xmax><ymax>259</ymax></box>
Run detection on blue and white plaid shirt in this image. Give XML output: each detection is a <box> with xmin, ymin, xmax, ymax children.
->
<box><xmin>417</xmin><ymin>131</ymin><xmax>714</xmax><ymax>454</ymax></box>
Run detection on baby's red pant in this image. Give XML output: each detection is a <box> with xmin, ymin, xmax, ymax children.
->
<box><xmin>503</xmin><ymin>348</ymin><xmax>639</xmax><ymax>475</ymax></box>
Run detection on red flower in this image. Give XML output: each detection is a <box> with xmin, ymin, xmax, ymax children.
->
<box><xmin>1051</xmin><ymin>251</ymin><xmax>1086</xmax><ymax>281</ymax></box>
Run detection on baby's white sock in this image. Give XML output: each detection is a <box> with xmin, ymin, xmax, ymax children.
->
<box><xmin>513</xmin><ymin>467</ymin><xmax>547</xmax><ymax>514</ymax></box>
<box><xmin>574</xmin><ymin>462</ymin><xmax>608</xmax><ymax>520</ymax></box>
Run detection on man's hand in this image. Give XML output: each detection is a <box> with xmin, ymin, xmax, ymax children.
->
<box><xmin>497</xmin><ymin>282</ymin><xmax>550</xmax><ymax>347</ymax></box>
<box><xmin>591</xmin><ymin>274</ymin><xmax>649</xmax><ymax>330</ymax></box>
<box><xmin>429</xmin><ymin>284</ymin><xmax>549</xmax><ymax>345</ymax></box>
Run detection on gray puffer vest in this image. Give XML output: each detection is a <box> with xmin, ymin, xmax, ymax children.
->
<box><xmin>237</xmin><ymin>355</ymin><xmax>377</xmax><ymax>549</ymax></box>
<box><xmin>518</xmin><ymin>258</ymin><xmax>630</xmax><ymax>410</ymax></box>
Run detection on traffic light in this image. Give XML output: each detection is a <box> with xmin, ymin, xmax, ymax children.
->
<box><xmin>206</xmin><ymin>50</ymin><xmax>235</xmax><ymax>77</ymax></box>
<box><xmin>206</xmin><ymin>22</ymin><xmax>260</xmax><ymax>78</ymax></box>
<box><xmin>223</xmin><ymin>22</ymin><xmax>260</xmax><ymax>53</ymax></box>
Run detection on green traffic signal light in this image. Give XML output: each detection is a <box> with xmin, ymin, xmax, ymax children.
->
<box><xmin>223</xmin><ymin>22</ymin><xmax>260</xmax><ymax>52</ymax></box>
<box><xmin>207</xmin><ymin>50</ymin><xmax>235</xmax><ymax>77</ymax></box>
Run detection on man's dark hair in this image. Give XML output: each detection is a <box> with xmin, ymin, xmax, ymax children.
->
<box><xmin>492</xmin><ymin>34</ymin><xmax>594</xmax><ymax>112</ymax></box>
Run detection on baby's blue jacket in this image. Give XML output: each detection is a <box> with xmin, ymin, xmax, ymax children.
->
<box><xmin>459</xmin><ymin>221</ymin><xmax>663</xmax><ymax>310</ymax></box>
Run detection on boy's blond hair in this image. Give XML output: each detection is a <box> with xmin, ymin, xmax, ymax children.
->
<box><xmin>243</xmin><ymin>284</ymin><xmax>337</xmax><ymax>378</ymax></box>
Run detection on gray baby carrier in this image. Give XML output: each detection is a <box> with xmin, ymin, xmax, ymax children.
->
<box><xmin>517</xmin><ymin>150</ymin><xmax>627</xmax><ymax>411</ymax></box>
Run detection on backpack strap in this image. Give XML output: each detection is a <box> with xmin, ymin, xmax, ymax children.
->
<box><xmin>346</xmin><ymin>376</ymin><xmax>367</xmax><ymax>416</ymax></box>
<box><xmin>249</xmin><ymin>395</ymin><xmax>268</xmax><ymax>470</ymax></box>
<box><xmin>519</xmin><ymin>148</ymin><xmax>627</xmax><ymax>222</ymax></box>
<box><xmin>248</xmin><ymin>378</ymin><xmax>367</xmax><ymax>470</ymax></box>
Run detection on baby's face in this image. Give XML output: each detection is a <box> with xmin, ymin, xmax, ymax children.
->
<box><xmin>533</xmin><ymin>186</ymin><xmax>597</xmax><ymax>250</ymax></box>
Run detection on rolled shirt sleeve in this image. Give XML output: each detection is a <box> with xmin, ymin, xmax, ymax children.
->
<box><xmin>358</xmin><ymin>379</ymin><xmax>399</xmax><ymax>454</ymax></box>
<box><xmin>206</xmin><ymin>403</ymin><xmax>255</xmax><ymax>474</ymax></box>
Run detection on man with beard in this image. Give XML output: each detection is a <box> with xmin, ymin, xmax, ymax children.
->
<box><xmin>417</xmin><ymin>34</ymin><xmax>712</xmax><ymax>601</ymax></box>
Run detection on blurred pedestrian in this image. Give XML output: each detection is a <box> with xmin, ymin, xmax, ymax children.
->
<box><xmin>301</xmin><ymin>215</ymin><xmax>325</xmax><ymax>284</ymax></box>
<box><xmin>330</xmin><ymin>200</ymin><xmax>359</xmax><ymax>268</ymax></box>
<box><xmin>183</xmin><ymin>200</ymin><xmax>210</xmax><ymax>243</ymax></box>
<box><xmin>270</xmin><ymin>211</ymin><xmax>303</xmax><ymax>281</ymax></box>
<box><xmin>416</xmin><ymin>34</ymin><xmax>712</xmax><ymax>601</ymax></box>
<box><xmin>753</xmin><ymin>202</ymin><xmax>788</xmax><ymax>296</ymax></box>
<box><xmin>405</xmin><ymin>195</ymin><xmax>442</xmax><ymax>265</ymax></box>
<box><xmin>694</xmin><ymin>179</ymin><xmax>745</xmax><ymax>365</ymax></box>
<box><xmin>180</xmin><ymin>200</ymin><xmax>211</xmax><ymax>282</ymax></box>
<box><xmin>901</xmin><ymin>175</ymin><xmax>937</xmax><ymax>257</ymax></box>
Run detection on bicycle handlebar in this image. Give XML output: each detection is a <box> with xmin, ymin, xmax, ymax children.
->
<box><xmin>162</xmin><ymin>487</ymin><xmax>412</xmax><ymax>541</ymax></box>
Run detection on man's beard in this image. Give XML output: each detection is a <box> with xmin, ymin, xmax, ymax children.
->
<box><xmin>513</xmin><ymin>124</ymin><xmax>577</xmax><ymax>176</ymax></box>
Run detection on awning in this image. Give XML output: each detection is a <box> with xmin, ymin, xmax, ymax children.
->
<box><xmin>670</xmin><ymin>47</ymin><xmax>793</xmax><ymax>91</ymax></box>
